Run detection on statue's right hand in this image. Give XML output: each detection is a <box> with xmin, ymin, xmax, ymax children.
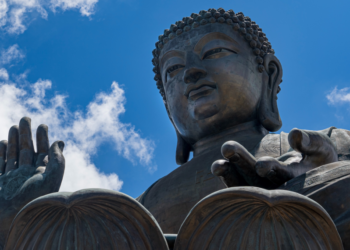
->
<box><xmin>0</xmin><ymin>117</ymin><xmax>65</xmax><ymax>246</ymax></box>
<box><xmin>211</xmin><ymin>141</ymin><xmax>274</xmax><ymax>189</ymax></box>
<box><xmin>211</xmin><ymin>129</ymin><xmax>338</xmax><ymax>189</ymax></box>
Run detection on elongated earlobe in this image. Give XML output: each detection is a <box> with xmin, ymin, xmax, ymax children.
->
<box><xmin>176</xmin><ymin>130</ymin><xmax>192</xmax><ymax>165</ymax></box>
<box><xmin>258</xmin><ymin>54</ymin><xmax>283</xmax><ymax>132</ymax></box>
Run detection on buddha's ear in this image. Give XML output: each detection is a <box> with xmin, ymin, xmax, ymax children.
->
<box><xmin>176</xmin><ymin>129</ymin><xmax>191</xmax><ymax>165</ymax></box>
<box><xmin>166</xmin><ymin>103</ymin><xmax>192</xmax><ymax>165</ymax></box>
<box><xmin>258</xmin><ymin>54</ymin><xmax>283</xmax><ymax>132</ymax></box>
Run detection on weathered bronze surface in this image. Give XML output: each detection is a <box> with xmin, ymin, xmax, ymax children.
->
<box><xmin>140</xmin><ymin>9</ymin><xmax>350</xmax><ymax>237</ymax></box>
<box><xmin>0</xmin><ymin>117</ymin><xmax>65</xmax><ymax>248</ymax></box>
<box><xmin>4</xmin><ymin>189</ymin><xmax>169</xmax><ymax>250</ymax></box>
<box><xmin>174</xmin><ymin>187</ymin><xmax>343</xmax><ymax>250</ymax></box>
<box><xmin>5</xmin><ymin>187</ymin><xmax>344</xmax><ymax>250</ymax></box>
<box><xmin>279</xmin><ymin>161</ymin><xmax>350</xmax><ymax>249</ymax></box>
<box><xmin>0</xmin><ymin>7</ymin><xmax>349</xmax><ymax>250</ymax></box>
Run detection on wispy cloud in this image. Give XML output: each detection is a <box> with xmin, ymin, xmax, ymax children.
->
<box><xmin>0</xmin><ymin>44</ymin><xmax>24</xmax><ymax>65</ymax></box>
<box><xmin>327</xmin><ymin>87</ymin><xmax>350</xmax><ymax>105</ymax></box>
<box><xmin>50</xmin><ymin>0</ymin><xmax>98</xmax><ymax>16</ymax></box>
<box><xmin>0</xmin><ymin>0</ymin><xmax>98</xmax><ymax>34</ymax></box>
<box><xmin>0</xmin><ymin>45</ymin><xmax>156</xmax><ymax>192</ymax></box>
<box><xmin>0</xmin><ymin>68</ymin><xmax>8</xmax><ymax>80</ymax></box>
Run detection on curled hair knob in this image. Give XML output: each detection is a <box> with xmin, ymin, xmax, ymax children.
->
<box><xmin>256</xmin><ymin>56</ymin><xmax>263</xmax><ymax>64</ymax></box>
<box><xmin>200</xmin><ymin>19</ymin><xmax>208</xmax><ymax>25</ymax></box>
<box><xmin>232</xmin><ymin>23</ymin><xmax>240</xmax><ymax>30</ymax></box>
<box><xmin>195</xmin><ymin>15</ymin><xmax>203</xmax><ymax>22</ymax></box>
<box><xmin>169</xmin><ymin>33</ymin><xmax>176</xmax><ymax>40</ymax></box>
<box><xmin>204</xmin><ymin>12</ymin><xmax>212</xmax><ymax>18</ymax></box>
<box><xmin>218</xmin><ymin>17</ymin><xmax>225</xmax><ymax>23</ymax></box>
<box><xmin>240</xmin><ymin>28</ymin><xmax>247</xmax><ymax>34</ymax></box>
<box><xmin>223</xmin><ymin>12</ymin><xmax>230</xmax><ymax>19</ymax></box>
<box><xmin>192</xmin><ymin>22</ymin><xmax>200</xmax><ymax>28</ymax></box>
<box><xmin>176</xmin><ymin>29</ymin><xmax>183</xmax><ymax>35</ymax></box>
<box><xmin>245</xmin><ymin>34</ymin><xmax>252</xmax><ymax>41</ymax></box>
<box><xmin>170</xmin><ymin>24</ymin><xmax>178</xmax><ymax>32</ymax></box>
<box><xmin>184</xmin><ymin>26</ymin><xmax>191</xmax><ymax>32</ymax></box>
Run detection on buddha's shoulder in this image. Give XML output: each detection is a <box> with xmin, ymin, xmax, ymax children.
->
<box><xmin>253</xmin><ymin>127</ymin><xmax>350</xmax><ymax>160</ymax></box>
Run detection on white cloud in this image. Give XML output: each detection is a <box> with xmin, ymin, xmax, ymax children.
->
<box><xmin>50</xmin><ymin>0</ymin><xmax>98</xmax><ymax>16</ymax></box>
<box><xmin>0</xmin><ymin>0</ymin><xmax>98</xmax><ymax>34</ymax></box>
<box><xmin>0</xmin><ymin>68</ymin><xmax>9</xmax><ymax>80</ymax></box>
<box><xmin>0</xmin><ymin>78</ymin><xmax>155</xmax><ymax>192</ymax></box>
<box><xmin>327</xmin><ymin>87</ymin><xmax>350</xmax><ymax>105</ymax></box>
<box><xmin>0</xmin><ymin>44</ymin><xmax>24</xmax><ymax>65</ymax></box>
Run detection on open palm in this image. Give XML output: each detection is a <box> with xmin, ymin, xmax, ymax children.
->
<box><xmin>211</xmin><ymin>129</ymin><xmax>338</xmax><ymax>189</ymax></box>
<box><xmin>0</xmin><ymin>117</ymin><xmax>65</xmax><ymax>247</ymax></box>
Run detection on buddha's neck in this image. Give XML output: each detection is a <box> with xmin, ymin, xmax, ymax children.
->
<box><xmin>192</xmin><ymin>120</ymin><xmax>268</xmax><ymax>158</ymax></box>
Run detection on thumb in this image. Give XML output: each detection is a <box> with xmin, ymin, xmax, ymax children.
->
<box><xmin>288</xmin><ymin>129</ymin><xmax>338</xmax><ymax>163</ymax></box>
<box><xmin>45</xmin><ymin>141</ymin><xmax>65</xmax><ymax>192</ymax></box>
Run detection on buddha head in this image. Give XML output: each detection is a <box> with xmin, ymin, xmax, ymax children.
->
<box><xmin>152</xmin><ymin>8</ymin><xmax>283</xmax><ymax>164</ymax></box>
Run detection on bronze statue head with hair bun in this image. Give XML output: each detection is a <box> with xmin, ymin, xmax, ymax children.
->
<box><xmin>152</xmin><ymin>8</ymin><xmax>283</xmax><ymax>164</ymax></box>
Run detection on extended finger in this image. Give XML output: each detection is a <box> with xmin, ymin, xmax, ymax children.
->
<box><xmin>19</xmin><ymin>117</ymin><xmax>34</xmax><ymax>168</ymax></box>
<box><xmin>36</xmin><ymin>124</ymin><xmax>49</xmax><ymax>167</ymax></box>
<box><xmin>221</xmin><ymin>141</ymin><xmax>275</xmax><ymax>187</ymax></box>
<box><xmin>211</xmin><ymin>159</ymin><xmax>230</xmax><ymax>176</ymax></box>
<box><xmin>45</xmin><ymin>141</ymin><xmax>65</xmax><ymax>192</ymax></box>
<box><xmin>288</xmin><ymin>129</ymin><xmax>338</xmax><ymax>164</ymax></box>
<box><xmin>0</xmin><ymin>140</ymin><xmax>7</xmax><ymax>174</ymax></box>
<box><xmin>6</xmin><ymin>125</ymin><xmax>19</xmax><ymax>172</ymax></box>
<box><xmin>221</xmin><ymin>141</ymin><xmax>257</xmax><ymax>176</ymax></box>
<box><xmin>256</xmin><ymin>156</ymin><xmax>293</xmax><ymax>186</ymax></box>
<box><xmin>211</xmin><ymin>159</ymin><xmax>245</xmax><ymax>187</ymax></box>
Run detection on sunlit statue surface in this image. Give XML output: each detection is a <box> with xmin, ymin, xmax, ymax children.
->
<box><xmin>0</xmin><ymin>8</ymin><xmax>350</xmax><ymax>250</ymax></box>
<box><xmin>139</xmin><ymin>7</ymin><xmax>350</xmax><ymax>235</ymax></box>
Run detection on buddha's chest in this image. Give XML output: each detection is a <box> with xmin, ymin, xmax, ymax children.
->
<box><xmin>142</xmin><ymin>151</ymin><xmax>227</xmax><ymax>233</ymax></box>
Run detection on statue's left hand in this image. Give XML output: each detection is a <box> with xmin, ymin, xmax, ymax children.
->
<box><xmin>0</xmin><ymin>117</ymin><xmax>65</xmax><ymax>246</ymax></box>
<box><xmin>211</xmin><ymin>129</ymin><xmax>338</xmax><ymax>189</ymax></box>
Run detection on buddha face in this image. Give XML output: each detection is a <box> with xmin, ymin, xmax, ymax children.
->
<box><xmin>159</xmin><ymin>23</ymin><xmax>264</xmax><ymax>145</ymax></box>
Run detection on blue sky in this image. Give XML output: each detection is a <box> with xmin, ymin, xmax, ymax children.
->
<box><xmin>0</xmin><ymin>0</ymin><xmax>349</xmax><ymax>198</ymax></box>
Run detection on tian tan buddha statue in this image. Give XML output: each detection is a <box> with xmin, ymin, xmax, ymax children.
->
<box><xmin>0</xmin><ymin>8</ymin><xmax>350</xmax><ymax>250</ymax></box>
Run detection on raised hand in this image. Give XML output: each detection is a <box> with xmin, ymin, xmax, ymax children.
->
<box><xmin>0</xmin><ymin>117</ymin><xmax>65</xmax><ymax>247</ymax></box>
<box><xmin>211</xmin><ymin>129</ymin><xmax>338</xmax><ymax>189</ymax></box>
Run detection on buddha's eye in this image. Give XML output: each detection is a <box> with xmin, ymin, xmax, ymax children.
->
<box><xmin>167</xmin><ymin>64</ymin><xmax>184</xmax><ymax>74</ymax></box>
<box><xmin>203</xmin><ymin>48</ymin><xmax>237</xmax><ymax>60</ymax></box>
<box><xmin>166</xmin><ymin>64</ymin><xmax>184</xmax><ymax>81</ymax></box>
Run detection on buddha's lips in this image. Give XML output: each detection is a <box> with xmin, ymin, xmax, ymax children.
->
<box><xmin>185</xmin><ymin>83</ymin><xmax>217</xmax><ymax>99</ymax></box>
<box><xmin>189</xmin><ymin>85</ymin><xmax>215</xmax><ymax>98</ymax></box>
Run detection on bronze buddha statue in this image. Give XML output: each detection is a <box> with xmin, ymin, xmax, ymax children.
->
<box><xmin>138</xmin><ymin>8</ymin><xmax>350</xmax><ymax>236</ymax></box>
<box><xmin>0</xmin><ymin>7</ymin><xmax>349</xmax><ymax>250</ymax></box>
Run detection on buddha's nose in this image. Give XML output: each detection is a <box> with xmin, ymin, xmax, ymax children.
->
<box><xmin>183</xmin><ymin>67</ymin><xmax>207</xmax><ymax>84</ymax></box>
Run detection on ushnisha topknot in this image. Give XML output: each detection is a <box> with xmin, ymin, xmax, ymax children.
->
<box><xmin>152</xmin><ymin>8</ymin><xmax>275</xmax><ymax>105</ymax></box>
